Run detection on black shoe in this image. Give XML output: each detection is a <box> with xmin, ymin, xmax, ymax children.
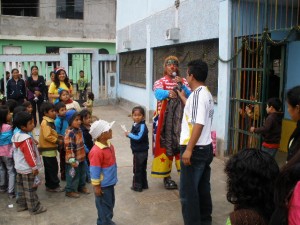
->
<box><xmin>164</xmin><ymin>177</ymin><xmax>178</xmax><ymax>190</ymax></box>
<box><xmin>130</xmin><ymin>186</ymin><xmax>143</xmax><ymax>192</ymax></box>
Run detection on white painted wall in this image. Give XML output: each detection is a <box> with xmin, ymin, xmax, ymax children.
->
<box><xmin>116</xmin><ymin>0</ymin><xmax>179</xmax><ymax>30</ymax></box>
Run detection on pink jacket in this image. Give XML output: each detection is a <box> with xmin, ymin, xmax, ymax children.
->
<box><xmin>288</xmin><ymin>181</ymin><xmax>300</xmax><ymax>225</ymax></box>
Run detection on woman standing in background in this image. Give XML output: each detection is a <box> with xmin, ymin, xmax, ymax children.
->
<box><xmin>26</xmin><ymin>66</ymin><xmax>46</xmax><ymax>125</ymax></box>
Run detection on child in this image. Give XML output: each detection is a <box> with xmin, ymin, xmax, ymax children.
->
<box><xmin>22</xmin><ymin>101</ymin><xmax>33</xmax><ymax>114</ymax></box>
<box><xmin>83</xmin><ymin>92</ymin><xmax>94</xmax><ymax>115</ymax></box>
<box><xmin>0</xmin><ymin>106</ymin><xmax>15</xmax><ymax>198</ymax></box>
<box><xmin>250</xmin><ymin>98</ymin><xmax>283</xmax><ymax>157</ymax></box>
<box><xmin>39</xmin><ymin>102</ymin><xmax>64</xmax><ymax>192</ymax></box>
<box><xmin>80</xmin><ymin>109</ymin><xmax>93</xmax><ymax>183</ymax></box>
<box><xmin>57</xmin><ymin>89</ymin><xmax>81</xmax><ymax>112</ymax></box>
<box><xmin>89</xmin><ymin>119</ymin><xmax>117</xmax><ymax>225</ymax></box>
<box><xmin>12</xmin><ymin>111</ymin><xmax>46</xmax><ymax>215</ymax></box>
<box><xmin>54</xmin><ymin>102</ymin><xmax>68</xmax><ymax>181</ymax></box>
<box><xmin>64</xmin><ymin>110</ymin><xmax>90</xmax><ymax>198</ymax></box>
<box><xmin>125</xmin><ymin>106</ymin><xmax>149</xmax><ymax>192</ymax></box>
<box><xmin>77</xmin><ymin>70</ymin><xmax>88</xmax><ymax>101</ymax></box>
<box><xmin>224</xmin><ymin>149</ymin><xmax>279</xmax><ymax>225</ymax></box>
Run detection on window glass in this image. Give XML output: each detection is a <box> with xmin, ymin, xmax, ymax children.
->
<box><xmin>57</xmin><ymin>0</ymin><xmax>83</xmax><ymax>19</ymax></box>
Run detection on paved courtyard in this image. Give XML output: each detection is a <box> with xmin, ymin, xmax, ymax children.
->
<box><xmin>1</xmin><ymin>105</ymin><xmax>233</xmax><ymax>225</ymax></box>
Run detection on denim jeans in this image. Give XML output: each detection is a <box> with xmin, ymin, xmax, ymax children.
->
<box><xmin>95</xmin><ymin>185</ymin><xmax>116</xmax><ymax>225</ymax></box>
<box><xmin>65</xmin><ymin>162</ymin><xmax>86</xmax><ymax>192</ymax></box>
<box><xmin>261</xmin><ymin>146</ymin><xmax>278</xmax><ymax>158</ymax></box>
<box><xmin>0</xmin><ymin>156</ymin><xmax>16</xmax><ymax>194</ymax></box>
<box><xmin>180</xmin><ymin>144</ymin><xmax>213</xmax><ymax>225</ymax></box>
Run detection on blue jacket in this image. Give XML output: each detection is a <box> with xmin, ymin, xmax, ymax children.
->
<box><xmin>54</xmin><ymin>116</ymin><xmax>69</xmax><ymax>136</ymax></box>
<box><xmin>128</xmin><ymin>120</ymin><xmax>149</xmax><ymax>153</ymax></box>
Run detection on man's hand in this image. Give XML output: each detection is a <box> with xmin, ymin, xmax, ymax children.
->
<box><xmin>182</xmin><ymin>149</ymin><xmax>192</xmax><ymax>166</ymax></box>
<box><xmin>32</xmin><ymin>169</ymin><xmax>39</xmax><ymax>176</ymax></box>
<box><xmin>94</xmin><ymin>185</ymin><xmax>104</xmax><ymax>196</ymax></box>
<box><xmin>169</xmin><ymin>90</ymin><xmax>177</xmax><ymax>99</ymax></box>
<box><xmin>174</xmin><ymin>76</ymin><xmax>183</xmax><ymax>83</ymax></box>
<box><xmin>250</xmin><ymin>127</ymin><xmax>255</xmax><ymax>132</ymax></box>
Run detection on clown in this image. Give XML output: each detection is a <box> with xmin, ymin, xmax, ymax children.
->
<box><xmin>151</xmin><ymin>56</ymin><xmax>191</xmax><ymax>189</ymax></box>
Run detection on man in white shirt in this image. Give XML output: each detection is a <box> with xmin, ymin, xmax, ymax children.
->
<box><xmin>177</xmin><ymin>59</ymin><xmax>214</xmax><ymax>225</ymax></box>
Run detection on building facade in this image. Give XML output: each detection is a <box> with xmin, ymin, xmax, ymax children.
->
<box><xmin>116</xmin><ymin>0</ymin><xmax>300</xmax><ymax>156</ymax></box>
<box><xmin>0</xmin><ymin>0</ymin><xmax>117</xmax><ymax>101</ymax></box>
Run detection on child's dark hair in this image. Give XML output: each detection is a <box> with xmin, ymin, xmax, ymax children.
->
<box><xmin>0</xmin><ymin>106</ymin><xmax>10</xmax><ymax>133</ymax></box>
<box><xmin>132</xmin><ymin>106</ymin><xmax>145</xmax><ymax>116</ymax></box>
<box><xmin>13</xmin><ymin>111</ymin><xmax>33</xmax><ymax>129</ymax></box>
<box><xmin>55</xmin><ymin>102</ymin><xmax>66</xmax><ymax>112</ymax></box>
<box><xmin>5</xmin><ymin>99</ymin><xmax>17</xmax><ymax>113</ymax></box>
<box><xmin>267</xmin><ymin>98</ymin><xmax>282</xmax><ymax>111</ymax></box>
<box><xmin>80</xmin><ymin>109</ymin><xmax>91</xmax><ymax>120</ymax></box>
<box><xmin>40</xmin><ymin>102</ymin><xmax>55</xmax><ymax>115</ymax></box>
<box><xmin>22</xmin><ymin>101</ymin><xmax>32</xmax><ymax>108</ymax></box>
<box><xmin>224</xmin><ymin>148</ymin><xmax>279</xmax><ymax>221</ymax></box>
<box><xmin>87</xmin><ymin>92</ymin><xmax>94</xmax><ymax>101</ymax></box>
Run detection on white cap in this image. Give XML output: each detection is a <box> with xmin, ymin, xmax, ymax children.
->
<box><xmin>89</xmin><ymin>120</ymin><xmax>115</xmax><ymax>139</ymax></box>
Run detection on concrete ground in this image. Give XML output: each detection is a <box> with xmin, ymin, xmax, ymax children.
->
<box><xmin>0</xmin><ymin>105</ymin><xmax>286</xmax><ymax>225</ymax></box>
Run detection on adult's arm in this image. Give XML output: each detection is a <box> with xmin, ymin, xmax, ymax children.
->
<box><xmin>21</xmin><ymin>79</ymin><xmax>27</xmax><ymax>99</ymax></box>
<box><xmin>48</xmin><ymin>82</ymin><xmax>59</xmax><ymax>99</ymax></box>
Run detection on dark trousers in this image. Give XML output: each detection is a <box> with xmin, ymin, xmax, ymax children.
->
<box><xmin>42</xmin><ymin>156</ymin><xmax>60</xmax><ymax>189</ymax></box>
<box><xmin>58</xmin><ymin>146</ymin><xmax>66</xmax><ymax>180</ymax></box>
<box><xmin>30</xmin><ymin>99</ymin><xmax>43</xmax><ymax>125</ymax></box>
<box><xmin>95</xmin><ymin>185</ymin><xmax>116</xmax><ymax>225</ymax></box>
<box><xmin>65</xmin><ymin>162</ymin><xmax>86</xmax><ymax>192</ymax></box>
<box><xmin>180</xmin><ymin>144</ymin><xmax>213</xmax><ymax>225</ymax></box>
<box><xmin>132</xmin><ymin>151</ymin><xmax>148</xmax><ymax>189</ymax></box>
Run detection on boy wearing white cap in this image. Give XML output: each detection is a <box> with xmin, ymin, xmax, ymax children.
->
<box><xmin>89</xmin><ymin>120</ymin><xmax>117</xmax><ymax>225</ymax></box>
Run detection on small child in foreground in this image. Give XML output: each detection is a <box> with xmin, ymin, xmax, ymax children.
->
<box><xmin>89</xmin><ymin>120</ymin><xmax>117</xmax><ymax>225</ymax></box>
<box><xmin>12</xmin><ymin>111</ymin><xmax>46</xmax><ymax>215</ymax></box>
<box><xmin>39</xmin><ymin>102</ymin><xmax>64</xmax><ymax>192</ymax></box>
<box><xmin>64</xmin><ymin>110</ymin><xmax>90</xmax><ymax>198</ymax></box>
<box><xmin>54</xmin><ymin>102</ymin><xmax>68</xmax><ymax>180</ymax></box>
<box><xmin>125</xmin><ymin>106</ymin><xmax>149</xmax><ymax>192</ymax></box>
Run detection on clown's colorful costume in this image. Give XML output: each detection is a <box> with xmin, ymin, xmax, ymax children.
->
<box><xmin>151</xmin><ymin>56</ymin><xmax>191</xmax><ymax>189</ymax></box>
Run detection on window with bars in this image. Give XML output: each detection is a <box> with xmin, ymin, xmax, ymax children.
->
<box><xmin>119</xmin><ymin>50</ymin><xmax>146</xmax><ymax>88</ymax></box>
<box><xmin>153</xmin><ymin>39</ymin><xmax>219</xmax><ymax>97</ymax></box>
<box><xmin>1</xmin><ymin>0</ymin><xmax>39</xmax><ymax>17</ymax></box>
<box><xmin>56</xmin><ymin>0</ymin><xmax>83</xmax><ymax>19</ymax></box>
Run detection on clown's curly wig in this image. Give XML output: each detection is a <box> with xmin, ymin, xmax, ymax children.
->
<box><xmin>224</xmin><ymin>149</ymin><xmax>279</xmax><ymax>221</ymax></box>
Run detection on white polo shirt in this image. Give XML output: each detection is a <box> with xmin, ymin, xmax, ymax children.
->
<box><xmin>180</xmin><ymin>86</ymin><xmax>214</xmax><ymax>146</ymax></box>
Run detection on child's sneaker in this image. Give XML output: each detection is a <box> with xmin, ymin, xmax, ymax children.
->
<box><xmin>0</xmin><ymin>186</ymin><xmax>7</xmax><ymax>193</ymax></box>
<box><xmin>79</xmin><ymin>187</ymin><xmax>90</xmax><ymax>194</ymax></box>
<box><xmin>17</xmin><ymin>206</ymin><xmax>28</xmax><ymax>212</ymax></box>
<box><xmin>66</xmin><ymin>192</ymin><xmax>80</xmax><ymax>198</ymax></box>
<box><xmin>46</xmin><ymin>186</ymin><xmax>64</xmax><ymax>192</ymax></box>
<box><xmin>31</xmin><ymin>206</ymin><xmax>47</xmax><ymax>215</ymax></box>
<box><xmin>8</xmin><ymin>192</ymin><xmax>15</xmax><ymax>199</ymax></box>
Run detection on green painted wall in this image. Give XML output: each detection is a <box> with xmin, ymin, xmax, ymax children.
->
<box><xmin>0</xmin><ymin>39</ymin><xmax>116</xmax><ymax>79</ymax></box>
<box><xmin>0</xmin><ymin>40</ymin><xmax>116</xmax><ymax>54</ymax></box>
